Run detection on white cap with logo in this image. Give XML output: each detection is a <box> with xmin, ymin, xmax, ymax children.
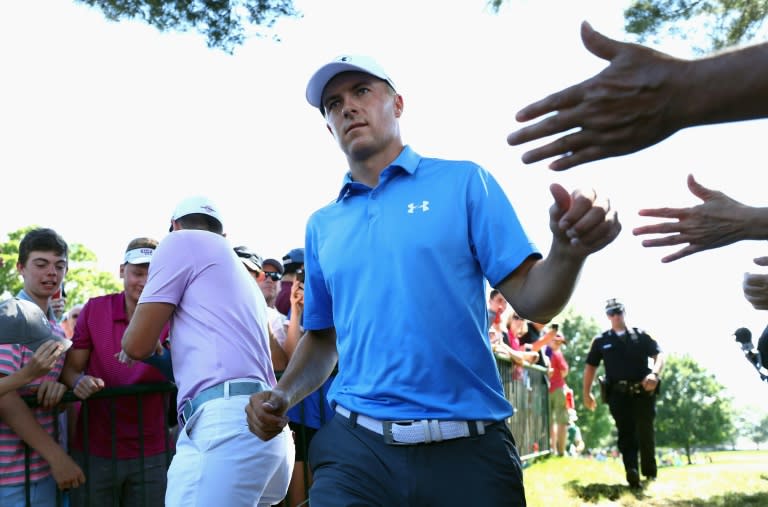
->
<box><xmin>124</xmin><ymin>247</ymin><xmax>155</xmax><ymax>265</ymax></box>
<box><xmin>169</xmin><ymin>195</ymin><xmax>223</xmax><ymax>232</ymax></box>
<box><xmin>305</xmin><ymin>55</ymin><xmax>396</xmax><ymax>110</ymax></box>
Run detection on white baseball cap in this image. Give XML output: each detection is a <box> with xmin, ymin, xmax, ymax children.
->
<box><xmin>305</xmin><ymin>55</ymin><xmax>396</xmax><ymax>110</ymax></box>
<box><xmin>169</xmin><ymin>195</ymin><xmax>223</xmax><ymax>232</ymax></box>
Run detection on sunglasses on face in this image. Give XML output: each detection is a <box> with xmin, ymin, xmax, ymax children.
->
<box><xmin>263</xmin><ymin>272</ymin><xmax>282</xmax><ymax>282</ymax></box>
<box><xmin>607</xmin><ymin>310</ymin><xmax>624</xmax><ymax>317</ymax></box>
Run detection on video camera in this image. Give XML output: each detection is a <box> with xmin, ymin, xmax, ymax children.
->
<box><xmin>733</xmin><ymin>326</ymin><xmax>768</xmax><ymax>382</ymax></box>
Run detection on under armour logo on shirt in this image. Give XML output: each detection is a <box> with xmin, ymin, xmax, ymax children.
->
<box><xmin>407</xmin><ymin>201</ymin><xmax>430</xmax><ymax>213</ymax></box>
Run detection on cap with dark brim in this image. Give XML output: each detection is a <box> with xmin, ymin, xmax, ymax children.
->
<box><xmin>262</xmin><ymin>258</ymin><xmax>284</xmax><ymax>275</ymax></box>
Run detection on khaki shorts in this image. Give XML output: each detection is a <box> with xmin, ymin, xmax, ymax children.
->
<box><xmin>549</xmin><ymin>387</ymin><xmax>570</xmax><ymax>425</ymax></box>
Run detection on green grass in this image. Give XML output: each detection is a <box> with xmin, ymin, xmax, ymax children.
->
<box><xmin>523</xmin><ymin>450</ymin><xmax>768</xmax><ymax>506</ymax></box>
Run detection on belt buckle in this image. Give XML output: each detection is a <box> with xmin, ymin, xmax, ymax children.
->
<box><xmin>382</xmin><ymin>420</ymin><xmax>416</xmax><ymax>445</ymax></box>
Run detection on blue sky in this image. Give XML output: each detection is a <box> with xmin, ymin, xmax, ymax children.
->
<box><xmin>1</xmin><ymin>0</ymin><xmax>767</xmax><ymax>413</ymax></box>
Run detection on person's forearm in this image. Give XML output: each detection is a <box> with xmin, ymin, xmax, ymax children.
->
<box><xmin>530</xmin><ymin>328</ymin><xmax>556</xmax><ymax>352</ymax></box>
<box><xmin>650</xmin><ymin>353</ymin><xmax>664</xmax><ymax>376</ymax></box>
<box><xmin>0</xmin><ymin>372</ymin><xmax>35</xmax><ymax>397</ymax></box>
<box><xmin>682</xmin><ymin>42</ymin><xmax>768</xmax><ymax>128</ymax></box>
<box><xmin>284</xmin><ymin>309</ymin><xmax>303</xmax><ymax>358</ymax></box>
<box><xmin>583</xmin><ymin>364</ymin><xmax>597</xmax><ymax>396</ymax></box>
<box><xmin>501</xmin><ymin>246</ymin><xmax>586</xmax><ymax>323</ymax></box>
<box><xmin>276</xmin><ymin>328</ymin><xmax>337</xmax><ymax>408</ymax></box>
<box><xmin>61</xmin><ymin>349</ymin><xmax>88</xmax><ymax>388</ymax></box>
<box><xmin>743</xmin><ymin>207</ymin><xmax>768</xmax><ymax>241</ymax></box>
<box><xmin>122</xmin><ymin>302</ymin><xmax>175</xmax><ymax>360</ymax></box>
<box><xmin>268</xmin><ymin>328</ymin><xmax>288</xmax><ymax>372</ymax></box>
<box><xmin>0</xmin><ymin>392</ymin><xmax>69</xmax><ymax>464</ymax></box>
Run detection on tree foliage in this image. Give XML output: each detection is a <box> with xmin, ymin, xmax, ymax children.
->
<box><xmin>1</xmin><ymin>226</ymin><xmax>122</xmax><ymax>313</ymax></box>
<box><xmin>624</xmin><ymin>0</ymin><xmax>768</xmax><ymax>52</ymax></box>
<box><xmin>558</xmin><ymin>308</ymin><xmax>615</xmax><ymax>449</ymax></box>
<box><xmin>739</xmin><ymin>410</ymin><xmax>768</xmax><ymax>450</ymax></box>
<box><xmin>487</xmin><ymin>0</ymin><xmax>768</xmax><ymax>52</ymax></box>
<box><xmin>655</xmin><ymin>354</ymin><xmax>734</xmax><ymax>463</ymax></box>
<box><xmin>76</xmin><ymin>0</ymin><xmax>301</xmax><ymax>53</ymax></box>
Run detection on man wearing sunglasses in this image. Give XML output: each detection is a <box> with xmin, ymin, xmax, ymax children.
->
<box><xmin>583</xmin><ymin>298</ymin><xmax>664</xmax><ymax>488</ymax></box>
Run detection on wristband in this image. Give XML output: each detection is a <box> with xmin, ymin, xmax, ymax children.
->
<box><xmin>73</xmin><ymin>373</ymin><xmax>86</xmax><ymax>390</ymax></box>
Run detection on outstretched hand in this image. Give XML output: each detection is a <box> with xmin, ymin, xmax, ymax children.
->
<box><xmin>245</xmin><ymin>390</ymin><xmax>290</xmax><ymax>441</ymax></box>
<box><xmin>549</xmin><ymin>183</ymin><xmax>621</xmax><ymax>256</ymax></box>
<box><xmin>507</xmin><ymin>21</ymin><xmax>684</xmax><ymax>170</ymax></box>
<box><xmin>633</xmin><ymin>174</ymin><xmax>752</xmax><ymax>262</ymax></box>
<box><xmin>744</xmin><ymin>257</ymin><xmax>768</xmax><ymax>310</ymax></box>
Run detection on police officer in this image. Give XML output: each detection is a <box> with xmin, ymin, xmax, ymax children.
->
<box><xmin>583</xmin><ymin>298</ymin><xmax>664</xmax><ymax>488</ymax></box>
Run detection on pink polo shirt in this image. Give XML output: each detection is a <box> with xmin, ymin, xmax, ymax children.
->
<box><xmin>139</xmin><ymin>230</ymin><xmax>275</xmax><ymax>420</ymax></box>
<box><xmin>0</xmin><ymin>317</ymin><xmax>66</xmax><ymax>486</ymax></box>
<box><xmin>71</xmin><ymin>292</ymin><xmax>171</xmax><ymax>458</ymax></box>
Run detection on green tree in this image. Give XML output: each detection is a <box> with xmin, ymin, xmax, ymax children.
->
<box><xmin>75</xmin><ymin>0</ymin><xmax>301</xmax><ymax>53</ymax></box>
<box><xmin>558</xmin><ymin>308</ymin><xmax>614</xmax><ymax>450</ymax></box>
<box><xmin>487</xmin><ymin>1</ymin><xmax>768</xmax><ymax>52</ymax></box>
<box><xmin>624</xmin><ymin>0</ymin><xmax>768</xmax><ymax>52</ymax></box>
<box><xmin>1</xmin><ymin>226</ymin><xmax>121</xmax><ymax>311</ymax></box>
<box><xmin>655</xmin><ymin>354</ymin><xmax>734</xmax><ymax>463</ymax></box>
<box><xmin>741</xmin><ymin>411</ymin><xmax>768</xmax><ymax>450</ymax></box>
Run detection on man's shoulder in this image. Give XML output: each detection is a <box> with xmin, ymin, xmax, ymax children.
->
<box><xmin>81</xmin><ymin>292</ymin><xmax>125</xmax><ymax>322</ymax></box>
<box><xmin>415</xmin><ymin>155</ymin><xmax>482</xmax><ymax>176</ymax></box>
<box><xmin>596</xmin><ymin>330</ymin><xmax>613</xmax><ymax>340</ymax></box>
<box><xmin>630</xmin><ymin>327</ymin><xmax>652</xmax><ymax>338</ymax></box>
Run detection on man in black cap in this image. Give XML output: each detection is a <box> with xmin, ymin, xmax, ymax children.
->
<box><xmin>583</xmin><ymin>298</ymin><xmax>664</xmax><ymax>488</ymax></box>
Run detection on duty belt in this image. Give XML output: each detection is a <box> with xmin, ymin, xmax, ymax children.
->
<box><xmin>611</xmin><ymin>380</ymin><xmax>650</xmax><ymax>396</ymax></box>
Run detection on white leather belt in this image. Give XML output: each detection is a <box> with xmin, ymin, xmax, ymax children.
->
<box><xmin>335</xmin><ymin>405</ymin><xmax>490</xmax><ymax>445</ymax></box>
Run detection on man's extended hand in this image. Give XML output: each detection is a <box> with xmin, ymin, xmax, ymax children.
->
<box><xmin>549</xmin><ymin>183</ymin><xmax>621</xmax><ymax>255</ymax></box>
<box><xmin>507</xmin><ymin>21</ymin><xmax>684</xmax><ymax>171</ymax></box>
<box><xmin>633</xmin><ymin>174</ymin><xmax>756</xmax><ymax>262</ymax></box>
<box><xmin>744</xmin><ymin>257</ymin><xmax>768</xmax><ymax>310</ymax></box>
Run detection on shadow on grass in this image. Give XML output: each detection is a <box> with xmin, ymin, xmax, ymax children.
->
<box><xmin>565</xmin><ymin>479</ymin><xmax>649</xmax><ymax>503</ymax></box>
<box><xmin>565</xmin><ymin>478</ymin><xmax>768</xmax><ymax>506</ymax></box>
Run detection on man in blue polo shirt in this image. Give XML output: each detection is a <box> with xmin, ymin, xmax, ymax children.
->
<box><xmin>246</xmin><ymin>55</ymin><xmax>622</xmax><ymax>506</ymax></box>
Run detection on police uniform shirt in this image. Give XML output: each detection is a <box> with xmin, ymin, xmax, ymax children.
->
<box><xmin>585</xmin><ymin>328</ymin><xmax>661</xmax><ymax>382</ymax></box>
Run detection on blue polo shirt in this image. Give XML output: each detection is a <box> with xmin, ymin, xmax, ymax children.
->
<box><xmin>303</xmin><ymin>146</ymin><xmax>539</xmax><ymax>421</ymax></box>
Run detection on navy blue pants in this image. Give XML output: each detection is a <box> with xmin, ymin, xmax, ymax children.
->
<box><xmin>607</xmin><ymin>391</ymin><xmax>657</xmax><ymax>478</ymax></box>
<box><xmin>308</xmin><ymin>413</ymin><xmax>526</xmax><ymax>506</ymax></box>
